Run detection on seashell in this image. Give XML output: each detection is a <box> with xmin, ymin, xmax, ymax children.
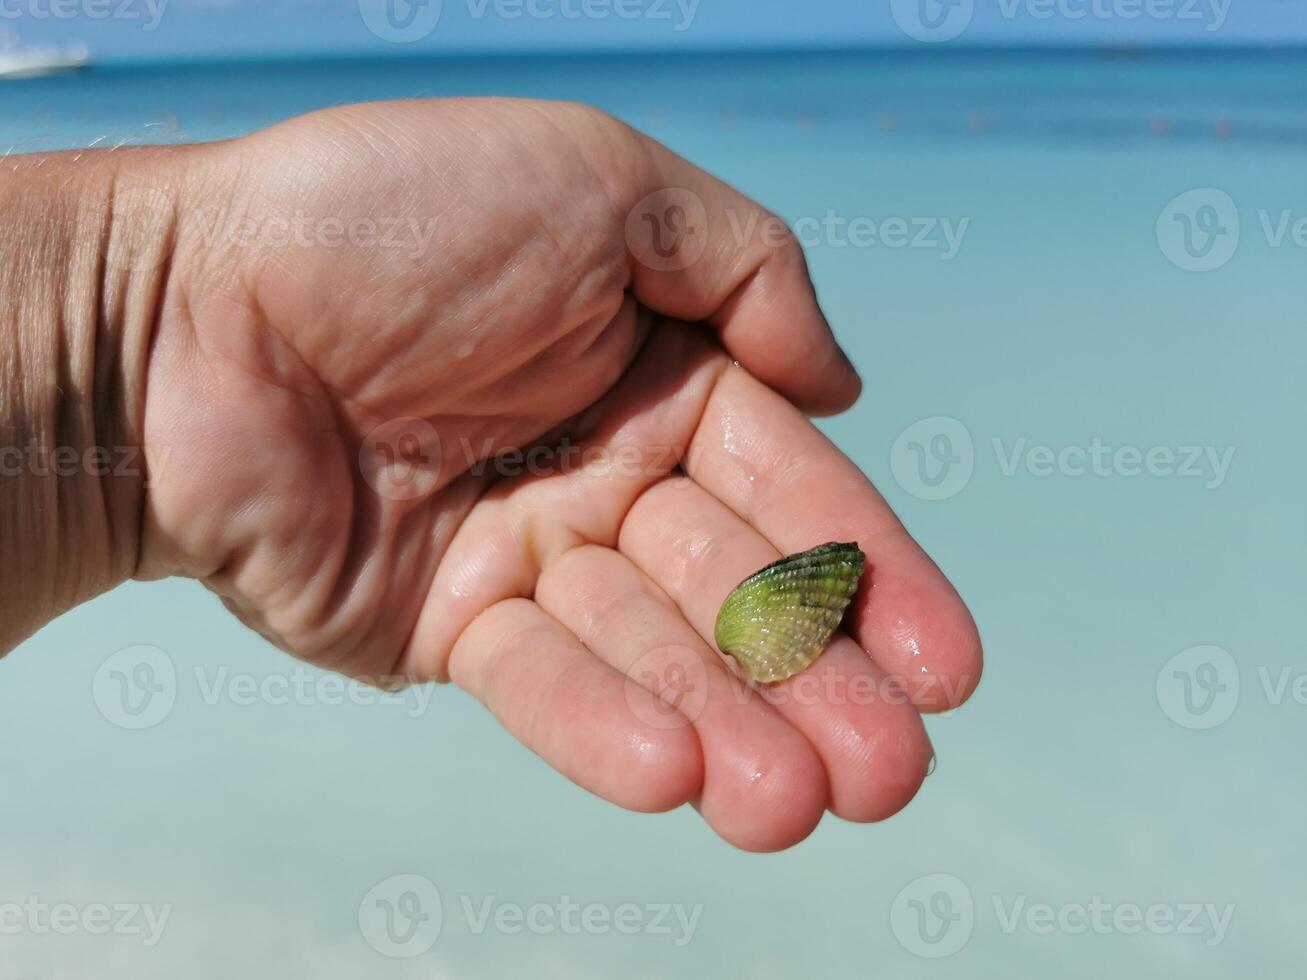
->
<box><xmin>714</xmin><ymin>542</ymin><xmax>865</xmax><ymax>684</ymax></box>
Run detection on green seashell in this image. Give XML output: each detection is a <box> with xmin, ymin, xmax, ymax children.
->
<box><xmin>714</xmin><ymin>542</ymin><xmax>865</xmax><ymax>684</ymax></box>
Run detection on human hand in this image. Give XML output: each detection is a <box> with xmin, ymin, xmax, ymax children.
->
<box><xmin>27</xmin><ymin>99</ymin><xmax>984</xmax><ymax>850</ymax></box>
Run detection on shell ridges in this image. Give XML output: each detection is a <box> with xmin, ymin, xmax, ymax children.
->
<box><xmin>713</xmin><ymin>542</ymin><xmax>865</xmax><ymax>684</ymax></box>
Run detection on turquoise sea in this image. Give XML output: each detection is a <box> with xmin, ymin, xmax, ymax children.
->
<box><xmin>1</xmin><ymin>49</ymin><xmax>1303</xmax><ymax>977</ymax></box>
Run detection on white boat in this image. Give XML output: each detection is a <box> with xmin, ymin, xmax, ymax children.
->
<box><xmin>0</xmin><ymin>29</ymin><xmax>89</xmax><ymax>79</ymax></box>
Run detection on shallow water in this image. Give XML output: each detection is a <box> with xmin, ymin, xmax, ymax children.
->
<box><xmin>1</xmin><ymin>49</ymin><xmax>1303</xmax><ymax>978</ymax></box>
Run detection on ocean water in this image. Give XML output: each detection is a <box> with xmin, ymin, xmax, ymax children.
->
<box><xmin>1</xmin><ymin>49</ymin><xmax>1303</xmax><ymax>977</ymax></box>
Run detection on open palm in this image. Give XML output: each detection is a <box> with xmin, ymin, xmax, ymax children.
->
<box><xmin>139</xmin><ymin>99</ymin><xmax>982</xmax><ymax>851</ymax></box>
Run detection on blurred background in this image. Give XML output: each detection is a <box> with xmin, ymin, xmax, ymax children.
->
<box><xmin>2</xmin><ymin>1</ymin><xmax>1305</xmax><ymax>977</ymax></box>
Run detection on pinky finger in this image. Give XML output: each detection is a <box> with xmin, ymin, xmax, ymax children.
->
<box><xmin>448</xmin><ymin>597</ymin><xmax>705</xmax><ymax>814</ymax></box>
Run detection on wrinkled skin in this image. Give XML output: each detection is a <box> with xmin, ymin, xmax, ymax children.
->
<box><xmin>139</xmin><ymin>99</ymin><xmax>982</xmax><ymax>851</ymax></box>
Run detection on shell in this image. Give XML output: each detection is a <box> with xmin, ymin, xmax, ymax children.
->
<box><xmin>714</xmin><ymin>542</ymin><xmax>865</xmax><ymax>684</ymax></box>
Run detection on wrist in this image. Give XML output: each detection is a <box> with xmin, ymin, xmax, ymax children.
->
<box><xmin>0</xmin><ymin>146</ymin><xmax>187</xmax><ymax>651</ymax></box>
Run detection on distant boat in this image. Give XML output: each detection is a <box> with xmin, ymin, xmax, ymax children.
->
<box><xmin>0</xmin><ymin>29</ymin><xmax>89</xmax><ymax>80</ymax></box>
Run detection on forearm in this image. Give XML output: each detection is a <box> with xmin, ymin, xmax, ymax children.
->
<box><xmin>0</xmin><ymin>148</ymin><xmax>181</xmax><ymax>652</ymax></box>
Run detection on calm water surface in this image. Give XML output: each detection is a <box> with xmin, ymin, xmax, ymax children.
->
<box><xmin>1</xmin><ymin>49</ymin><xmax>1302</xmax><ymax>978</ymax></box>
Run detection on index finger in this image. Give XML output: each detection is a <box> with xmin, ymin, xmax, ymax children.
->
<box><xmin>685</xmin><ymin>365</ymin><xmax>984</xmax><ymax>711</ymax></box>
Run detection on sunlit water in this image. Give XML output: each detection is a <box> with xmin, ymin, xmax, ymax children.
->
<box><xmin>1</xmin><ymin>49</ymin><xmax>1303</xmax><ymax>978</ymax></box>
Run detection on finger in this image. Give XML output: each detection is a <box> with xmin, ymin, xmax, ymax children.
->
<box><xmin>620</xmin><ymin>478</ymin><xmax>934</xmax><ymax>824</ymax></box>
<box><xmin>536</xmin><ymin>544</ymin><xmax>827</xmax><ymax>852</ymax></box>
<box><xmin>448</xmin><ymin>597</ymin><xmax>703</xmax><ymax>814</ymax></box>
<box><xmin>686</xmin><ymin>367</ymin><xmax>984</xmax><ymax>712</ymax></box>
<box><xmin>614</xmin><ymin>125</ymin><xmax>861</xmax><ymax>416</ymax></box>
<box><xmin>402</xmin><ymin>322</ymin><xmax>728</xmax><ymax>683</ymax></box>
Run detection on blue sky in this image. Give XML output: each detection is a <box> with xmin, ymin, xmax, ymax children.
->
<box><xmin>3</xmin><ymin>0</ymin><xmax>1307</xmax><ymax>63</ymax></box>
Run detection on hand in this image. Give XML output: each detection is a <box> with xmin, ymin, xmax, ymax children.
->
<box><xmin>131</xmin><ymin>98</ymin><xmax>982</xmax><ymax>851</ymax></box>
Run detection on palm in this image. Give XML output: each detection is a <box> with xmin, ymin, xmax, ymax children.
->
<box><xmin>141</xmin><ymin>99</ymin><xmax>982</xmax><ymax>851</ymax></box>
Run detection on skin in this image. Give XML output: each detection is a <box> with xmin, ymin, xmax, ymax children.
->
<box><xmin>0</xmin><ymin>98</ymin><xmax>982</xmax><ymax>852</ymax></box>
